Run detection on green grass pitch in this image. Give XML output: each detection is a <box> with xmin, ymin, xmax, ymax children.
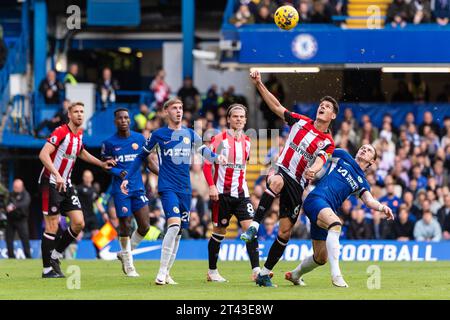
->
<box><xmin>1</xmin><ymin>260</ymin><xmax>450</xmax><ymax>300</ymax></box>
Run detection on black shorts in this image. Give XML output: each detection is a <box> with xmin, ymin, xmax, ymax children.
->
<box><xmin>84</xmin><ymin>215</ymin><xmax>99</xmax><ymax>232</ymax></box>
<box><xmin>212</xmin><ymin>194</ymin><xmax>254</xmax><ymax>228</ymax></box>
<box><xmin>270</xmin><ymin>167</ymin><xmax>304</xmax><ymax>224</ymax></box>
<box><xmin>40</xmin><ymin>179</ymin><xmax>82</xmax><ymax>216</ymax></box>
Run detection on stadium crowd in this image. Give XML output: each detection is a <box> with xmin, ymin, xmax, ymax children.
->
<box><xmin>229</xmin><ymin>0</ymin><xmax>450</xmax><ymax>27</ymax></box>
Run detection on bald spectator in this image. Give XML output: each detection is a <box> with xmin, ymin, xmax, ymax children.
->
<box><xmin>5</xmin><ymin>179</ymin><xmax>31</xmax><ymax>259</ymax></box>
<box><xmin>39</xmin><ymin>70</ymin><xmax>64</xmax><ymax>104</ymax></box>
<box><xmin>64</xmin><ymin>63</ymin><xmax>79</xmax><ymax>84</ymax></box>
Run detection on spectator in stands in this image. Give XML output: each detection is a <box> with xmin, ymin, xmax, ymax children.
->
<box><xmin>298</xmin><ymin>0</ymin><xmax>312</xmax><ymax>23</ymax></box>
<box><xmin>391</xmin><ymin>80</ymin><xmax>414</xmax><ymax>102</ymax></box>
<box><xmin>258</xmin><ymin>212</ymin><xmax>278</xmax><ymax>241</ymax></box>
<box><xmin>359</xmin><ymin>119</ymin><xmax>378</xmax><ymax>144</ymax></box>
<box><xmin>260</xmin><ymin>74</ymin><xmax>285</xmax><ymax>128</ymax></box>
<box><xmin>39</xmin><ymin>70</ymin><xmax>64</xmax><ymax>104</ymax></box>
<box><xmin>335</xmin><ymin>121</ymin><xmax>357</xmax><ymax>154</ymax></box>
<box><xmin>419</xmin><ymin>111</ymin><xmax>440</xmax><ymax>136</ymax></box>
<box><xmin>230</xmin><ymin>4</ymin><xmax>255</xmax><ymax>27</ymax></box>
<box><xmin>406</xmin><ymin>123</ymin><xmax>421</xmax><ymax>147</ymax></box>
<box><xmin>433</xmin><ymin>160</ymin><xmax>448</xmax><ymax>189</ymax></box>
<box><xmin>436</xmin><ymin>84</ymin><xmax>450</xmax><ymax>102</ymax></box>
<box><xmin>438</xmin><ymin>195</ymin><xmax>450</xmax><ymax>238</ymax></box>
<box><xmin>5</xmin><ymin>179</ymin><xmax>31</xmax><ymax>259</ymax></box>
<box><xmin>190</xmin><ymin>158</ymin><xmax>210</xmax><ymax>202</ymax></box>
<box><xmin>64</xmin><ymin>63</ymin><xmax>79</xmax><ymax>84</ymax></box>
<box><xmin>188</xmin><ymin>211</ymin><xmax>205</xmax><ymax>239</ymax></box>
<box><xmin>34</xmin><ymin>99</ymin><xmax>70</xmax><ymax>138</ymax></box>
<box><xmin>414</xmin><ymin>209</ymin><xmax>442</xmax><ymax>241</ymax></box>
<box><xmin>393</xmin><ymin>206</ymin><xmax>415</xmax><ymax>240</ymax></box>
<box><xmin>177</xmin><ymin>76</ymin><xmax>200</xmax><ymax>114</ymax></box>
<box><xmin>413</xmin><ymin>0</ymin><xmax>432</xmax><ymax>23</ymax></box>
<box><xmin>371</xmin><ymin>209</ymin><xmax>394</xmax><ymax>239</ymax></box>
<box><xmin>348</xmin><ymin>208</ymin><xmax>373</xmax><ymax>239</ymax></box>
<box><xmin>133</xmin><ymin>103</ymin><xmax>155</xmax><ymax>132</ymax></box>
<box><xmin>191</xmin><ymin>188</ymin><xmax>207</xmax><ymax>225</ymax></box>
<box><xmin>441</xmin><ymin>116</ymin><xmax>450</xmax><ymax>140</ymax></box>
<box><xmin>98</xmin><ymin>67</ymin><xmax>119</xmax><ymax>109</ymax></box>
<box><xmin>427</xmin><ymin>189</ymin><xmax>442</xmax><ymax>216</ymax></box>
<box><xmin>255</xmin><ymin>5</ymin><xmax>273</xmax><ymax>23</ymax></box>
<box><xmin>386</xmin><ymin>0</ymin><xmax>416</xmax><ymax>27</ymax></box>
<box><xmin>150</xmin><ymin>68</ymin><xmax>170</xmax><ymax>109</ymax></box>
<box><xmin>432</xmin><ymin>0</ymin><xmax>450</xmax><ymax>25</ymax></box>
<box><xmin>310</xmin><ymin>0</ymin><xmax>333</xmax><ymax>23</ymax></box>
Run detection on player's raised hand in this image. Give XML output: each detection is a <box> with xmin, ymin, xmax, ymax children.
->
<box><xmin>209</xmin><ymin>185</ymin><xmax>219</xmax><ymax>201</ymax></box>
<box><xmin>55</xmin><ymin>174</ymin><xmax>66</xmax><ymax>193</ymax></box>
<box><xmin>120</xmin><ymin>180</ymin><xmax>129</xmax><ymax>195</ymax></box>
<box><xmin>102</xmin><ymin>159</ymin><xmax>116</xmax><ymax>170</ymax></box>
<box><xmin>249</xmin><ymin>70</ymin><xmax>261</xmax><ymax>85</ymax></box>
<box><xmin>382</xmin><ymin>205</ymin><xmax>394</xmax><ymax>220</ymax></box>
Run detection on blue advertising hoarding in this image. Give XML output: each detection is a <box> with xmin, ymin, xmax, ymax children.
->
<box><xmin>222</xmin><ymin>25</ymin><xmax>450</xmax><ymax>64</ymax></box>
<box><xmin>1</xmin><ymin>240</ymin><xmax>450</xmax><ymax>262</ymax></box>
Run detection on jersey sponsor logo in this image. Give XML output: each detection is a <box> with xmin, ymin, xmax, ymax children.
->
<box><xmin>131</xmin><ymin>143</ymin><xmax>139</xmax><ymax>150</ymax></box>
<box><xmin>337</xmin><ymin>167</ymin><xmax>358</xmax><ymax>191</ymax></box>
<box><xmin>62</xmin><ymin>154</ymin><xmax>77</xmax><ymax>160</ymax></box>
<box><xmin>163</xmin><ymin>148</ymin><xmax>191</xmax><ymax>157</ymax></box>
<box><xmin>114</xmin><ymin>154</ymin><xmax>138</xmax><ymax>162</ymax></box>
<box><xmin>289</xmin><ymin>141</ymin><xmax>314</xmax><ymax>161</ymax></box>
<box><xmin>224</xmin><ymin>163</ymin><xmax>246</xmax><ymax>170</ymax></box>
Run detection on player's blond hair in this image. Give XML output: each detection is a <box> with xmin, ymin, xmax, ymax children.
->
<box><xmin>163</xmin><ymin>98</ymin><xmax>183</xmax><ymax>109</ymax></box>
<box><xmin>68</xmin><ymin>102</ymin><xmax>84</xmax><ymax>111</ymax></box>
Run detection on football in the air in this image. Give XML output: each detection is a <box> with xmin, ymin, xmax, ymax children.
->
<box><xmin>274</xmin><ymin>5</ymin><xmax>299</xmax><ymax>30</ymax></box>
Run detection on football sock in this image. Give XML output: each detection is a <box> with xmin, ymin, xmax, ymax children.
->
<box><xmin>327</xmin><ymin>229</ymin><xmax>342</xmax><ymax>278</ymax></box>
<box><xmin>42</xmin><ymin>232</ymin><xmax>56</xmax><ymax>270</ymax></box>
<box><xmin>168</xmin><ymin>232</ymin><xmax>182</xmax><ymax>272</ymax></box>
<box><xmin>208</xmin><ymin>233</ymin><xmax>224</xmax><ymax>270</ymax></box>
<box><xmin>54</xmin><ymin>226</ymin><xmax>78</xmax><ymax>255</ymax></box>
<box><xmin>293</xmin><ymin>255</ymin><xmax>321</xmax><ymax>277</ymax></box>
<box><xmin>159</xmin><ymin>224</ymin><xmax>180</xmax><ymax>276</ymax></box>
<box><xmin>130</xmin><ymin>229</ymin><xmax>146</xmax><ymax>251</ymax></box>
<box><xmin>246</xmin><ymin>238</ymin><xmax>260</xmax><ymax>269</ymax></box>
<box><xmin>119</xmin><ymin>236</ymin><xmax>134</xmax><ymax>269</ymax></box>
<box><xmin>253</xmin><ymin>188</ymin><xmax>278</xmax><ymax>226</ymax></box>
<box><xmin>260</xmin><ymin>266</ymin><xmax>271</xmax><ymax>276</ymax></box>
<box><xmin>264</xmin><ymin>235</ymin><xmax>288</xmax><ymax>271</ymax></box>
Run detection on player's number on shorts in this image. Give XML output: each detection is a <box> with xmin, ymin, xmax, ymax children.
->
<box><xmin>247</xmin><ymin>203</ymin><xmax>254</xmax><ymax>214</ymax></box>
<box><xmin>140</xmin><ymin>195</ymin><xmax>149</xmax><ymax>203</ymax></box>
<box><xmin>71</xmin><ymin>196</ymin><xmax>81</xmax><ymax>208</ymax></box>
<box><xmin>181</xmin><ymin>211</ymin><xmax>190</xmax><ymax>222</ymax></box>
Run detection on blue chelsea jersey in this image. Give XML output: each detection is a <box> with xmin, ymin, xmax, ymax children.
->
<box><xmin>143</xmin><ymin>126</ymin><xmax>203</xmax><ymax>194</ymax></box>
<box><xmin>310</xmin><ymin>148</ymin><xmax>371</xmax><ymax>211</ymax></box>
<box><xmin>101</xmin><ymin>131</ymin><xmax>146</xmax><ymax>194</ymax></box>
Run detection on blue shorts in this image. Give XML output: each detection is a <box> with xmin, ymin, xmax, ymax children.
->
<box><xmin>113</xmin><ymin>190</ymin><xmax>149</xmax><ymax>218</ymax></box>
<box><xmin>159</xmin><ymin>191</ymin><xmax>191</xmax><ymax>229</ymax></box>
<box><xmin>302</xmin><ymin>194</ymin><xmax>334</xmax><ymax>241</ymax></box>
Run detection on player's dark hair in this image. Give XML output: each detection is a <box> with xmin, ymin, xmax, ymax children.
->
<box><xmin>163</xmin><ymin>98</ymin><xmax>183</xmax><ymax>109</ymax></box>
<box><xmin>114</xmin><ymin>108</ymin><xmax>129</xmax><ymax>117</ymax></box>
<box><xmin>226</xmin><ymin>103</ymin><xmax>248</xmax><ymax>118</ymax></box>
<box><xmin>68</xmin><ymin>102</ymin><xmax>84</xmax><ymax>111</ymax></box>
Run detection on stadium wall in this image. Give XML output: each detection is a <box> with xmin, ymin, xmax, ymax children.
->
<box><xmin>2</xmin><ymin>240</ymin><xmax>449</xmax><ymax>261</ymax></box>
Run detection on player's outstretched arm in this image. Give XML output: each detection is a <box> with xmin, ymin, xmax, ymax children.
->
<box><xmin>361</xmin><ymin>191</ymin><xmax>395</xmax><ymax>220</ymax></box>
<box><xmin>39</xmin><ymin>142</ymin><xmax>66</xmax><ymax>192</ymax></box>
<box><xmin>250</xmin><ymin>70</ymin><xmax>286</xmax><ymax>119</ymax></box>
<box><xmin>79</xmin><ymin>148</ymin><xmax>116</xmax><ymax>170</ymax></box>
<box><xmin>304</xmin><ymin>156</ymin><xmax>326</xmax><ymax>181</ymax></box>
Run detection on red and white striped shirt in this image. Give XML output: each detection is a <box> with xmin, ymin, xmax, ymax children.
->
<box><xmin>39</xmin><ymin>124</ymin><xmax>84</xmax><ymax>186</ymax></box>
<box><xmin>203</xmin><ymin>131</ymin><xmax>251</xmax><ymax>198</ymax></box>
<box><xmin>277</xmin><ymin>111</ymin><xmax>335</xmax><ymax>187</ymax></box>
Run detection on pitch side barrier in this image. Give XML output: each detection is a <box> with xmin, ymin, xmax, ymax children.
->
<box><xmin>1</xmin><ymin>240</ymin><xmax>450</xmax><ymax>261</ymax></box>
